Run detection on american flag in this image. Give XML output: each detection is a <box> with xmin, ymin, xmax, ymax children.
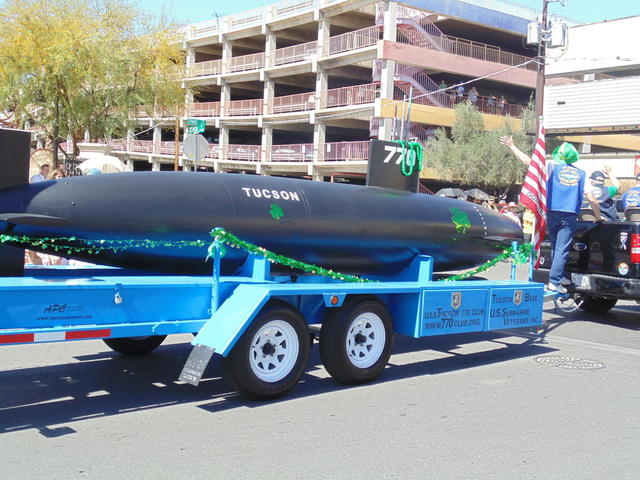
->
<box><xmin>519</xmin><ymin>126</ymin><xmax>547</xmax><ymax>268</ymax></box>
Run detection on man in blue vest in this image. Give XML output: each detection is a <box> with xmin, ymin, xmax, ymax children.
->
<box><xmin>621</xmin><ymin>173</ymin><xmax>640</xmax><ymax>210</ymax></box>
<box><xmin>583</xmin><ymin>167</ymin><xmax>620</xmax><ymax>221</ymax></box>
<box><xmin>501</xmin><ymin>138</ymin><xmax>602</xmax><ymax>293</ymax></box>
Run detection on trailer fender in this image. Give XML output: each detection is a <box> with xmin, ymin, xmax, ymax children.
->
<box><xmin>192</xmin><ymin>283</ymin><xmax>272</xmax><ymax>356</ymax></box>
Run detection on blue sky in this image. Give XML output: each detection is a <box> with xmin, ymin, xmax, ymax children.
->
<box><xmin>138</xmin><ymin>0</ymin><xmax>639</xmax><ymax>25</ymax></box>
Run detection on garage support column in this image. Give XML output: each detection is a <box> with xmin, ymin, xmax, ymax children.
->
<box><xmin>221</xmin><ymin>36</ymin><xmax>232</xmax><ymax>74</ymax></box>
<box><xmin>261</xmin><ymin>126</ymin><xmax>273</xmax><ymax>163</ymax></box>
<box><xmin>313</xmin><ymin>122</ymin><xmax>326</xmax><ymax>180</ymax></box>
<box><xmin>220</xmin><ymin>78</ymin><xmax>231</xmax><ymax>160</ymax></box>
<box><xmin>378</xmin><ymin>2</ymin><xmax>398</xmax><ymax>141</ymax></box>
<box><xmin>317</xmin><ymin>12</ymin><xmax>330</xmax><ymax>57</ymax></box>
<box><xmin>265</xmin><ymin>27</ymin><xmax>276</xmax><ymax>68</ymax></box>
<box><xmin>152</xmin><ymin>126</ymin><xmax>162</xmax><ymax>154</ymax></box>
<box><xmin>126</xmin><ymin>128</ymin><xmax>134</xmax><ymax>152</ymax></box>
<box><xmin>263</xmin><ymin>75</ymin><xmax>274</xmax><ymax>115</ymax></box>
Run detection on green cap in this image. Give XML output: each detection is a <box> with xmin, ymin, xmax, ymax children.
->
<box><xmin>552</xmin><ymin>142</ymin><xmax>579</xmax><ymax>164</ymax></box>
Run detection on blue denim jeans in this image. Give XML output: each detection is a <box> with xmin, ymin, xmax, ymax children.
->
<box><xmin>546</xmin><ymin>210</ymin><xmax>577</xmax><ymax>285</ymax></box>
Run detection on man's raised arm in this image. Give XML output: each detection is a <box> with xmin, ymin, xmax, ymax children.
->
<box><xmin>500</xmin><ymin>135</ymin><xmax>531</xmax><ymax>165</ymax></box>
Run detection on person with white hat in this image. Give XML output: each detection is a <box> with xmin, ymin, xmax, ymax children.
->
<box><xmin>500</xmin><ymin>138</ymin><xmax>602</xmax><ymax>293</ymax></box>
<box><xmin>503</xmin><ymin>202</ymin><xmax>521</xmax><ymax>226</ymax></box>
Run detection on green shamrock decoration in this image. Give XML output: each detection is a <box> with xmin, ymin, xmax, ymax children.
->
<box><xmin>270</xmin><ymin>203</ymin><xmax>284</xmax><ymax>220</ymax></box>
<box><xmin>449</xmin><ymin>207</ymin><xmax>471</xmax><ymax>234</ymax></box>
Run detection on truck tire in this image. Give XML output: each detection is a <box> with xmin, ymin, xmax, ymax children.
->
<box><xmin>103</xmin><ymin>335</ymin><xmax>167</xmax><ymax>355</ymax></box>
<box><xmin>578</xmin><ymin>296</ymin><xmax>618</xmax><ymax>314</ymax></box>
<box><xmin>222</xmin><ymin>302</ymin><xmax>310</xmax><ymax>400</ymax></box>
<box><xmin>320</xmin><ymin>297</ymin><xmax>393</xmax><ymax>385</ymax></box>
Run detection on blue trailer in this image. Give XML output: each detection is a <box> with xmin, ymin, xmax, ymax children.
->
<box><xmin>0</xmin><ymin>248</ymin><xmax>544</xmax><ymax>400</ymax></box>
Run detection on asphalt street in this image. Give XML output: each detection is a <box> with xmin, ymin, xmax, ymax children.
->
<box><xmin>1</xmin><ymin>264</ymin><xmax>639</xmax><ymax>479</ymax></box>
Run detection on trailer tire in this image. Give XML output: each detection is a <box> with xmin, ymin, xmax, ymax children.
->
<box><xmin>578</xmin><ymin>296</ymin><xmax>618</xmax><ymax>314</ymax></box>
<box><xmin>103</xmin><ymin>335</ymin><xmax>167</xmax><ymax>355</ymax></box>
<box><xmin>222</xmin><ymin>302</ymin><xmax>309</xmax><ymax>400</ymax></box>
<box><xmin>320</xmin><ymin>298</ymin><xmax>393</xmax><ymax>385</ymax></box>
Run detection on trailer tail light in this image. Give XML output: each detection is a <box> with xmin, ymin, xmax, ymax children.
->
<box><xmin>631</xmin><ymin>234</ymin><xmax>640</xmax><ymax>264</ymax></box>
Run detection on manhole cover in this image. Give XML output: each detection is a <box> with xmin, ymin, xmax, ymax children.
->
<box><xmin>534</xmin><ymin>356</ymin><xmax>606</xmax><ymax>370</ymax></box>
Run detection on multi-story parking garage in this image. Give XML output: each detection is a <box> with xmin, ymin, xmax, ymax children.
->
<box><xmin>99</xmin><ymin>0</ymin><xmax>546</xmax><ymax>178</ymax></box>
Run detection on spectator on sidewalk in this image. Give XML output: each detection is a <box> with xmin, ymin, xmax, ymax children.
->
<box><xmin>503</xmin><ymin>202</ymin><xmax>521</xmax><ymax>226</ymax></box>
<box><xmin>30</xmin><ymin>164</ymin><xmax>50</xmax><ymax>183</ymax></box>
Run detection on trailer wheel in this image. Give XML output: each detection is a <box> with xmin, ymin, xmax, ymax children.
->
<box><xmin>103</xmin><ymin>335</ymin><xmax>167</xmax><ymax>356</ymax></box>
<box><xmin>320</xmin><ymin>298</ymin><xmax>393</xmax><ymax>385</ymax></box>
<box><xmin>222</xmin><ymin>303</ymin><xmax>310</xmax><ymax>400</ymax></box>
<box><xmin>578</xmin><ymin>296</ymin><xmax>618</xmax><ymax>314</ymax></box>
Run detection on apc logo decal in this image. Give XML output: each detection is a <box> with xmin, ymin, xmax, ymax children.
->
<box><xmin>558</xmin><ymin>166</ymin><xmax>579</xmax><ymax>187</ymax></box>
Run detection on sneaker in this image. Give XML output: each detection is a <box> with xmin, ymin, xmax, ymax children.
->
<box><xmin>560</xmin><ymin>277</ymin><xmax>572</xmax><ymax>286</ymax></box>
<box><xmin>546</xmin><ymin>283</ymin><xmax>568</xmax><ymax>294</ymax></box>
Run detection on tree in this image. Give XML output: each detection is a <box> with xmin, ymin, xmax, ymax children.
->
<box><xmin>425</xmin><ymin>101</ymin><xmax>534</xmax><ymax>196</ymax></box>
<box><xmin>0</xmin><ymin>0</ymin><xmax>185</xmax><ymax>163</ymax></box>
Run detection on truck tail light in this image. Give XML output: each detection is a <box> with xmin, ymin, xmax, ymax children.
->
<box><xmin>631</xmin><ymin>234</ymin><xmax>640</xmax><ymax>264</ymax></box>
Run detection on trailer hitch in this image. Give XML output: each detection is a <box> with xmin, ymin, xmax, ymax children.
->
<box><xmin>553</xmin><ymin>292</ymin><xmax>582</xmax><ymax>313</ymax></box>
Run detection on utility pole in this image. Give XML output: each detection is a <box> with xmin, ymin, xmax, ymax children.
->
<box><xmin>534</xmin><ymin>0</ymin><xmax>549</xmax><ymax>134</ymax></box>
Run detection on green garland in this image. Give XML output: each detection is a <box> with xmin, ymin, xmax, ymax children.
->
<box><xmin>209</xmin><ymin>228</ymin><xmax>373</xmax><ymax>283</ymax></box>
<box><xmin>0</xmin><ymin>233</ymin><xmax>207</xmax><ymax>255</ymax></box>
<box><xmin>1</xmin><ymin>229</ymin><xmax>533</xmax><ymax>285</ymax></box>
<box><xmin>439</xmin><ymin>243</ymin><xmax>534</xmax><ymax>282</ymax></box>
<box><xmin>393</xmin><ymin>140</ymin><xmax>424</xmax><ymax>177</ymax></box>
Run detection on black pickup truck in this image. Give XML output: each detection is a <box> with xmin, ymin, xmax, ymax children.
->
<box><xmin>534</xmin><ymin>219</ymin><xmax>640</xmax><ymax>313</ymax></box>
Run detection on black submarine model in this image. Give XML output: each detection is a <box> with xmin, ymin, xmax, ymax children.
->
<box><xmin>0</xmin><ymin>140</ymin><xmax>522</xmax><ymax>276</ymax></box>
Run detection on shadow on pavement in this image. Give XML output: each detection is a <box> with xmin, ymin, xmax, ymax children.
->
<box><xmin>541</xmin><ymin>301</ymin><xmax>640</xmax><ymax>335</ymax></box>
<box><xmin>0</xmin><ymin>331</ymin><xmax>555</xmax><ymax>436</ymax></box>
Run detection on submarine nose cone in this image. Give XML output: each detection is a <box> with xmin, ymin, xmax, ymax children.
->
<box><xmin>0</xmin><ymin>181</ymin><xmax>57</xmax><ymax>233</ymax></box>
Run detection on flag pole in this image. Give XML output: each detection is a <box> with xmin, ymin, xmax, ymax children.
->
<box><xmin>529</xmin><ymin>213</ymin><xmax>536</xmax><ymax>281</ymax></box>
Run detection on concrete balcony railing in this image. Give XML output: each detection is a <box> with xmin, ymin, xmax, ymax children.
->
<box><xmin>184</xmin><ymin>0</ymin><xmax>363</xmax><ymax>40</ymax></box>
<box><xmin>270</xmin><ymin>143</ymin><xmax>314</xmax><ymax>162</ymax></box>
<box><xmin>224</xmin><ymin>144</ymin><xmax>261</xmax><ymax>162</ymax></box>
<box><xmin>226</xmin><ymin>99</ymin><xmax>264</xmax><ymax>116</ymax></box>
<box><xmin>181</xmin><ymin>81</ymin><xmax>521</xmax><ymax>120</ymax></box>
<box><xmin>324</xmin><ymin>83</ymin><xmax>378</xmax><ymax>109</ymax></box>
<box><xmin>185</xmin><ymin>82</ymin><xmax>379</xmax><ymax>118</ymax></box>
<box><xmin>104</xmin><ymin>138</ymin><xmax>371</xmax><ymax>164</ymax></box>
<box><xmin>187</xmin><ymin>25</ymin><xmax>382</xmax><ymax>79</ymax></box>
<box><xmin>273</xmin><ymin>40</ymin><xmax>318</xmax><ymax>66</ymax></box>
<box><xmin>393</xmin><ymin>86</ymin><xmax>525</xmax><ymax>117</ymax></box>
<box><xmin>188</xmin><ymin>59</ymin><xmax>222</xmax><ymax>77</ymax></box>
<box><xmin>189</xmin><ymin>101</ymin><xmax>221</xmax><ymax>117</ymax></box>
<box><xmin>271</xmin><ymin>91</ymin><xmax>316</xmax><ymax>114</ymax></box>
<box><xmin>228</xmin><ymin>52</ymin><xmax>265</xmax><ymax>73</ymax></box>
<box><xmin>397</xmin><ymin>29</ymin><xmax>537</xmax><ymax>71</ymax></box>
<box><xmin>323</xmin><ymin>140</ymin><xmax>369</xmax><ymax>162</ymax></box>
<box><xmin>327</xmin><ymin>25</ymin><xmax>382</xmax><ymax>56</ymax></box>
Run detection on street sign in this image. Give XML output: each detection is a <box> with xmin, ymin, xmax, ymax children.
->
<box><xmin>182</xmin><ymin>134</ymin><xmax>209</xmax><ymax>170</ymax></box>
<box><xmin>186</xmin><ymin>118</ymin><xmax>206</xmax><ymax>135</ymax></box>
